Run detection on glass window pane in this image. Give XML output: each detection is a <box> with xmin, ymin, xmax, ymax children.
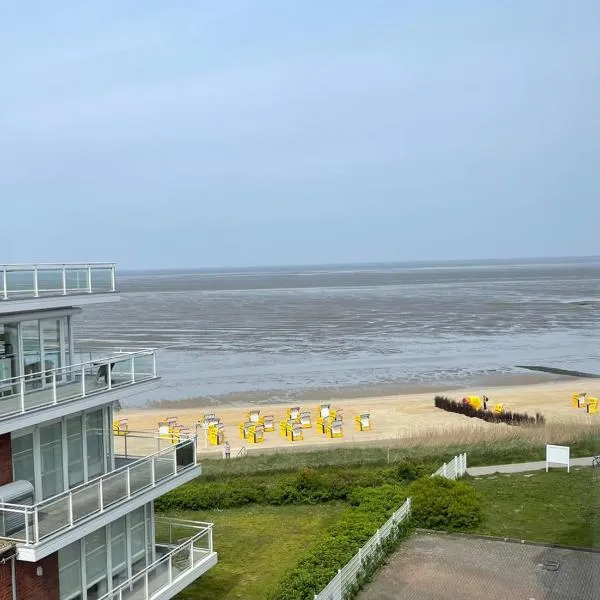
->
<box><xmin>67</xmin><ymin>416</ymin><xmax>84</xmax><ymax>487</ymax></box>
<box><xmin>85</xmin><ymin>528</ymin><xmax>107</xmax><ymax>586</ymax></box>
<box><xmin>111</xmin><ymin>517</ymin><xmax>127</xmax><ymax>575</ymax></box>
<box><xmin>41</xmin><ymin>319</ymin><xmax>61</xmax><ymax>372</ymax></box>
<box><xmin>12</xmin><ymin>433</ymin><xmax>35</xmax><ymax>488</ymax></box>
<box><xmin>86</xmin><ymin>410</ymin><xmax>105</xmax><ymax>478</ymax></box>
<box><xmin>40</xmin><ymin>422</ymin><xmax>64</xmax><ymax>499</ymax></box>
<box><xmin>22</xmin><ymin>320</ymin><xmax>42</xmax><ymax>390</ymax></box>
<box><xmin>59</xmin><ymin>540</ymin><xmax>81</xmax><ymax>600</ymax></box>
<box><xmin>130</xmin><ymin>507</ymin><xmax>146</xmax><ymax>561</ymax></box>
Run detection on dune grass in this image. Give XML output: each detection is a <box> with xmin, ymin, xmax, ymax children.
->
<box><xmin>198</xmin><ymin>423</ymin><xmax>600</xmax><ymax>478</ymax></box>
<box><xmin>163</xmin><ymin>504</ymin><xmax>341</xmax><ymax>600</ymax></box>
<box><xmin>470</xmin><ymin>467</ymin><xmax>600</xmax><ymax>548</ymax></box>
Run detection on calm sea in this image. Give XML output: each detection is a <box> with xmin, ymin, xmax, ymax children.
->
<box><xmin>74</xmin><ymin>258</ymin><xmax>600</xmax><ymax>406</ymax></box>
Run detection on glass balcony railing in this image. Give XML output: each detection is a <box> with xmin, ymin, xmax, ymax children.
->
<box><xmin>0</xmin><ymin>349</ymin><xmax>157</xmax><ymax>421</ymax></box>
<box><xmin>0</xmin><ymin>437</ymin><xmax>198</xmax><ymax>545</ymax></box>
<box><xmin>1</xmin><ymin>263</ymin><xmax>116</xmax><ymax>300</ymax></box>
<box><xmin>99</xmin><ymin>519</ymin><xmax>215</xmax><ymax>600</ymax></box>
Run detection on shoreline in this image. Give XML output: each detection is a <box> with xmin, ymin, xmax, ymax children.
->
<box><xmin>118</xmin><ymin>377</ymin><xmax>600</xmax><ymax>457</ymax></box>
<box><xmin>140</xmin><ymin>370</ymin><xmax>576</xmax><ymax>410</ymax></box>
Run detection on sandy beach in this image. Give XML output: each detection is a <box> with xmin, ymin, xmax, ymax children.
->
<box><xmin>116</xmin><ymin>378</ymin><xmax>600</xmax><ymax>457</ymax></box>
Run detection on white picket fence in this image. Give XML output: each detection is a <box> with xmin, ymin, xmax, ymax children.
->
<box><xmin>314</xmin><ymin>453</ymin><xmax>468</xmax><ymax>600</ymax></box>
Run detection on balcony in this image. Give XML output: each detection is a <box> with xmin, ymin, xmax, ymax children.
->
<box><xmin>99</xmin><ymin>519</ymin><xmax>217</xmax><ymax>600</ymax></box>
<box><xmin>0</xmin><ymin>437</ymin><xmax>201</xmax><ymax>561</ymax></box>
<box><xmin>0</xmin><ymin>263</ymin><xmax>118</xmax><ymax>313</ymax></box>
<box><xmin>0</xmin><ymin>349</ymin><xmax>158</xmax><ymax>433</ymax></box>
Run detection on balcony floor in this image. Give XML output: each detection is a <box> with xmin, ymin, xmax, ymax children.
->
<box><xmin>0</xmin><ymin>374</ymin><xmax>143</xmax><ymax>418</ymax></box>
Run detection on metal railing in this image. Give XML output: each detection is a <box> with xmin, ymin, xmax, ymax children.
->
<box><xmin>0</xmin><ymin>437</ymin><xmax>198</xmax><ymax>545</ymax></box>
<box><xmin>98</xmin><ymin>519</ymin><xmax>214</xmax><ymax>600</ymax></box>
<box><xmin>0</xmin><ymin>349</ymin><xmax>157</xmax><ymax>421</ymax></box>
<box><xmin>314</xmin><ymin>453</ymin><xmax>468</xmax><ymax>600</ymax></box>
<box><xmin>1</xmin><ymin>263</ymin><xmax>116</xmax><ymax>300</ymax></box>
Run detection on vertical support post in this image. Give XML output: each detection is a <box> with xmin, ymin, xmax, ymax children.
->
<box><xmin>33</xmin><ymin>266</ymin><xmax>39</xmax><ymax>297</ymax></box>
<box><xmin>34</xmin><ymin>510</ymin><xmax>40</xmax><ymax>543</ymax></box>
<box><xmin>107</xmin><ymin>361</ymin><xmax>112</xmax><ymax>390</ymax></box>
<box><xmin>2</xmin><ymin>268</ymin><xmax>7</xmax><ymax>299</ymax></box>
<box><xmin>87</xmin><ymin>265</ymin><xmax>92</xmax><ymax>293</ymax></box>
<box><xmin>131</xmin><ymin>356</ymin><xmax>136</xmax><ymax>383</ymax></box>
<box><xmin>189</xmin><ymin>539</ymin><xmax>194</xmax><ymax>566</ymax></box>
<box><xmin>19</xmin><ymin>377</ymin><xmax>25</xmax><ymax>413</ymax></box>
<box><xmin>62</xmin><ymin>266</ymin><xmax>67</xmax><ymax>295</ymax></box>
<box><xmin>81</xmin><ymin>365</ymin><xmax>86</xmax><ymax>396</ymax></box>
<box><xmin>173</xmin><ymin>444</ymin><xmax>178</xmax><ymax>473</ymax></box>
<box><xmin>24</xmin><ymin>509</ymin><xmax>30</xmax><ymax>543</ymax></box>
<box><xmin>442</xmin><ymin>463</ymin><xmax>447</xmax><ymax>478</ymax></box>
<box><xmin>52</xmin><ymin>372</ymin><xmax>57</xmax><ymax>404</ymax></box>
<box><xmin>152</xmin><ymin>351</ymin><xmax>157</xmax><ymax>378</ymax></box>
<box><xmin>126</xmin><ymin>468</ymin><xmax>131</xmax><ymax>497</ymax></box>
<box><xmin>68</xmin><ymin>494</ymin><xmax>74</xmax><ymax>526</ymax></box>
<box><xmin>168</xmin><ymin>554</ymin><xmax>173</xmax><ymax>584</ymax></box>
<box><xmin>111</xmin><ymin>265</ymin><xmax>116</xmax><ymax>292</ymax></box>
<box><xmin>99</xmin><ymin>480</ymin><xmax>104</xmax><ymax>512</ymax></box>
<box><xmin>358</xmin><ymin>546</ymin><xmax>362</xmax><ymax>565</ymax></box>
<box><xmin>151</xmin><ymin>457</ymin><xmax>156</xmax><ymax>485</ymax></box>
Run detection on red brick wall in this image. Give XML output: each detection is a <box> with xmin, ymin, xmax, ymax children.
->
<box><xmin>0</xmin><ymin>434</ymin><xmax>12</xmax><ymax>486</ymax></box>
<box><xmin>0</xmin><ymin>553</ymin><xmax>60</xmax><ymax>600</ymax></box>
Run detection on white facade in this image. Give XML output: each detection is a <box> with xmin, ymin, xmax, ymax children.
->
<box><xmin>0</xmin><ymin>263</ymin><xmax>216</xmax><ymax>600</ymax></box>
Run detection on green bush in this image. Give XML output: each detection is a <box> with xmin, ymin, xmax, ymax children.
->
<box><xmin>409</xmin><ymin>476</ymin><xmax>482</xmax><ymax>531</ymax></box>
<box><xmin>271</xmin><ymin>485</ymin><xmax>409</xmax><ymax>600</ymax></box>
<box><xmin>156</xmin><ymin>463</ymin><xmax>428</xmax><ymax>511</ymax></box>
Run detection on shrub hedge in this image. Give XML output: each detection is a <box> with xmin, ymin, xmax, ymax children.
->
<box><xmin>409</xmin><ymin>476</ymin><xmax>482</xmax><ymax>531</ymax></box>
<box><xmin>271</xmin><ymin>485</ymin><xmax>410</xmax><ymax>600</ymax></box>
<box><xmin>434</xmin><ymin>395</ymin><xmax>545</xmax><ymax>426</ymax></box>
<box><xmin>155</xmin><ymin>461</ymin><xmax>432</xmax><ymax>511</ymax></box>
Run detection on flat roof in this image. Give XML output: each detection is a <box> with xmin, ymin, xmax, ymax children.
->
<box><xmin>358</xmin><ymin>532</ymin><xmax>600</xmax><ymax>600</ymax></box>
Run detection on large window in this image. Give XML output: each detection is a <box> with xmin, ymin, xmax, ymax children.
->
<box><xmin>40</xmin><ymin>421</ymin><xmax>64</xmax><ymax>499</ymax></box>
<box><xmin>59</xmin><ymin>541</ymin><xmax>82</xmax><ymax>600</ymax></box>
<box><xmin>86</xmin><ymin>410</ymin><xmax>105</xmax><ymax>478</ymax></box>
<box><xmin>67</xmin><ymin>416</ymin><xmax>84</xmax><ymax>487</ymax></box>
<box><xmin>85</xmin><ymin>528</ymin><xmax>108</xmax><ymax>599</ymax></box>
<box><xmin>12</xmin><ymin>406</ymin><xmax>111</xmax><ymax>501</ymax></box>
<box><xmin>11</xmin><ymin>433</ymin><xmax>34</xmax><ymax>487</ymax></box>
<box><xmin>58</xmin><ymin>505</ymin><xmax>153</xmax><ymax>600</ymax></box>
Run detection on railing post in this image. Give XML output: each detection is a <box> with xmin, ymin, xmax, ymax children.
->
<box><xmin>111</xmin><ymin>265</ymin><xmax>116</xmax><ymax>292</ymax></box>
<box><xmin>144</xmin><ymin>570</ymin><xmax>149</xmax><ymax>597</ymax></box>
<box><xmin>189</xmin><ymin>539</ymin><xmax>194</xmax><ymax>566</ymax></box>
<box><xmin>99</xmin><ymin>481</ymin><xmax>104</xmax><ymax>512</ymax></box>
<box><xmin>68</xmin><ymin>494</ymin><xmax>74</xmax><ymax>526</ymax></box>
<box><xmin>442</xmin><ymin>463</ymin><xmax>447</xmax><ymax>478</ymax></box>
<box><xmin>107</xmin><ymin>361</ymin><xmax>112</xmax><ymax>390</ymax></box>
<box><xmin>52</xmin><ymin>372</ymin><xmax>57</xmax><ymax>404</ymax></box>
<box><xmin>87</xmin><ymin>265</ymin><xmax>92</xmax><ymax>293</ymax></box>
<box><xmin>168</xmin><ymin>554</ymin><xmax>173</xmax><ymax>584</ymax></box>
<box><xmin>130</xmin><ymin>356</ymin><xmax>135</xmax><ymax>383</ymax></box>
<box><xmin>152</xmin><ymin>351</ymin><xmax>157</xmax><ymax>378</ymax></box>
<box><xmin>19</xmin><ymin>377</ymin><xmax>25</xmax><ymax>413</ymax></box>
<box><xmin>2</xmin><ymin>268</ymin><xmax>7</xmax><ymax>299</ymax></box>
<box><xmin>34</xmin><ymin>509</ymin><xmax>40</xmax><ymax>543</ymax></box>
<box><xmin>126</xmin><ymin>468</ymin><xmax>131</xmax><ymax>496</ymax></box>
<box><xmin>358</xmin><ymin>546</ymin><xmax>362</xmax><ymax>565</ymax></box>
<box><xmin>173</xmin><ymin>445</ymin><xmax>178</xmax><ymax>473</ymax></box>
<box><xmin>81</xmin><ymin>365</ymin><xmax>86</xmax><ymax>396</ymax></box>
<box><xmin>24</xmin><ymin>508</ymin><xmax>30</xmax><ymax>543</ymax></box>
<box><xmin>62</xmin><ymin>266</ymin><xmax>67</xmax><ymax>295</ymax></box>
<box><xmin>33</xmin><ymin>266</ymin><xmax>39</xmax><ymax>297</ymax></box>
<box><xmin>151</xmin><ymin>457</ymin><xmax>156</xmax><ymax>486</ymax></box>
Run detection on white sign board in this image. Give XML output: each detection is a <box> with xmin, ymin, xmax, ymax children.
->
<box><xmin>546</xmin><ymin>444</ymin><xmax>570</xmax><ymax>472</ymax></box>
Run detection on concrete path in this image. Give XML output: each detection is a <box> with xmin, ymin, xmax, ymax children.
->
<box><xmin>467</xmin><ymin>456</ymin><xmax>595</xmax><ymax>476</ymax></box>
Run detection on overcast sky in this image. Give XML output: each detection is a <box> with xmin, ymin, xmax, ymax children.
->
<box><xmin>2</xmin><ymin>1</ymin><xmax>599</xmax><ymax>269</ymax></box>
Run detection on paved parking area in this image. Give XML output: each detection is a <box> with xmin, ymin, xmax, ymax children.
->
<box><xmin>357</xmin><ymin>532</ymin><xmax>600</xmax><ymax>600</ymax></box>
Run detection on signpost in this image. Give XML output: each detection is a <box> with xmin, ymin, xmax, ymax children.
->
<box><xmin>546</xmin><ymin>444</ymin><xmax>570</xmax><ymax>472</ymax></box>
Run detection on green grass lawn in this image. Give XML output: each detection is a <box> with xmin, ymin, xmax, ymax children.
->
<box><xmin>470</xmin><ymin>467</ymin><xmax>600</xmax><ymax>548</ymax></box>
<box><xmin>163</xmin><ymin>504</ymin><xmax>341</xmax><ymax>600</ymax></box>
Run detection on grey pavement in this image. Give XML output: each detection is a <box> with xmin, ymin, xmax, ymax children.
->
<box><xmin>467</xmin><ymin>456</ymin><xmax>595</xmax><ymax>476</ymax></box>
<box><xmin>358</xmin><ymin>532</ymin><xmax>600</xmax><ymax>600</ymax></box>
